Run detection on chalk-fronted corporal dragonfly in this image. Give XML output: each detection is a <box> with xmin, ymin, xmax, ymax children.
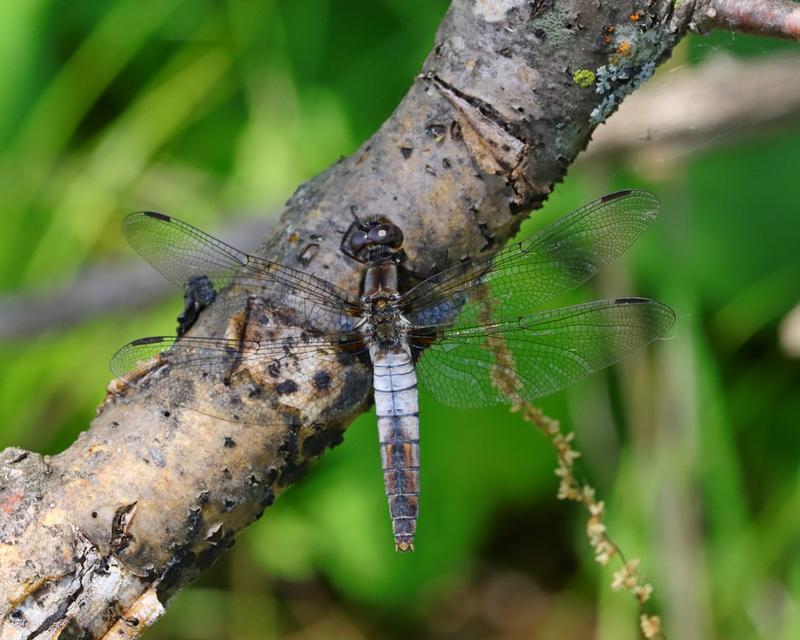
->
<box><xmin>111</xmin><ymin>190</ymin><xmax>674</xmax><ymax>551</ymax></box>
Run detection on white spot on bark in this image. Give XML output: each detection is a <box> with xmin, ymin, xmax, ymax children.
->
<box><xmin>450</xmin><ymin>35</ymin><xmax>465</xmax><ymax>51</ymax></box>
<box><xmin>473</xmin><ymin>0</ymin><xmax>525</xmax><ymax>23</ymax></box>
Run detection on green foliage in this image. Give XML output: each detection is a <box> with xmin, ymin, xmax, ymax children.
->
<box><xmin>1</xmin><ymin>3</ymin><xmax>799</xmax><ymax>638</ymax></box>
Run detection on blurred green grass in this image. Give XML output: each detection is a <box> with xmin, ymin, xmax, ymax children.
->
<box><xmin>1</xmin><ymin>2</ymin><xmax>799</xmax><ymax>639</ymax></box>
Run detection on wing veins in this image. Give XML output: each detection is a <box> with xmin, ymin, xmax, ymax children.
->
<box><xmin>124</xmin><ymin>212</ymin><xmax>363</xmax><ymax>316</ymax></box>
<box><xmin>403</xmin><ymin>191</ymin><xmax>659</xmax><ymax>317</ymax></box>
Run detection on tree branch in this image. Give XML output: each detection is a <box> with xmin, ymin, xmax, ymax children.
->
<box><xmin>700</xmin><ymin>0</ymin><xmax>800</xmax><ymax>40</ymax></box>
<box><xmin>780</xmin><ymin>300</ymin><xmax>800</xmax><ymax>357</ymax></box>
<box><xmin>583</xmin><ymin>49</ymin><xmax>800</xmax><ymax>164</ymax></box>
<box><xmin>0</xmin><ymin>1</ymin><xmax>795</xmax><ymax>637</ymax></box>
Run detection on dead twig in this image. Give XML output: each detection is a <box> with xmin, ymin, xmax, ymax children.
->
<box><xmin>700</xmin><ymin>0</ymin><xmax>800</xmax><ymax>41</ymax></box>
<box><xmin>520</xmin><ymin>404</ymin><xmax>663</xmax><ymax>640</ymax></box>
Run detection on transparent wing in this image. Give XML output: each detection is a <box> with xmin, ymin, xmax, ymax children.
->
<box><xmin>123</xmin><ymin>212</ymin><xmax>364</xmax><ymax>332</ymax></box>
<box><xmin>404</xmin><ymin>190</ymin><xmax>660</xmax><ymax>328</ymax></box>
<box><xmin>112</xmin><ymin>335</ymin><xmax>294</xmax><ymax>378</ymax></box>
<box><xmin>110</xmin><ymin>332</ymin><xmax>369</xmax><ymax>426</ymax></box>
<box><xmin>413</xmin><ymin>298</ymin><xmax>675</xmax><ymax>409</ymax></box>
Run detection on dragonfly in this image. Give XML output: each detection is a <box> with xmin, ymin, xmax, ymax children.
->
<box><xmin>111</xmin><ymin>190</ymin><xmax>675</xmax><ymax>551</ymax></box>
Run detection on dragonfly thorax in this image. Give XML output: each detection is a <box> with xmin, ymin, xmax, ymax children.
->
<box><xmin>362</xmin><ymin>292</ymin><xmax>407</xmax><ymax>346</ymax></box>
<box><xmin>358</xmin><ymin>259</ymin><xmax>408</xmax><ymax>347</ymax></box>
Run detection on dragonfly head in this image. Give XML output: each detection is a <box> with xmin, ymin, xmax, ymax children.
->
<box><xmin>341</xmin><ymin>216</ymin><xmax>405</xmax><ymax>264</ymax></box>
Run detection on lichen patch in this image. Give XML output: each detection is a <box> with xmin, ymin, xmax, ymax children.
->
<box><xmin>590</xmin><ymin>21</ymin><xmax>669</xmax><ymax>124</ymax></box>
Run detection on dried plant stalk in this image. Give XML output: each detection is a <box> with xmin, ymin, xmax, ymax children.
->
<box><xmin>519</xmin><ymin>403</ymin><xmax>664</xmax><ymax>640</ymax></box>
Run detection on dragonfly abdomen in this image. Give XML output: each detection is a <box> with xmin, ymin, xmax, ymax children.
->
<box><xmin>370</xmin><ymin>344</ymin><xmax>420</xmax><ymax>552</ymax></box>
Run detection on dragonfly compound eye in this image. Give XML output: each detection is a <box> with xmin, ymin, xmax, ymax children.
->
<box><xmin>369</xmin><ymin>223</ymin><xmax>404</xmax><ymax>249</ymax></box>
<box><xmin>348</xmin><ymin>230</ymin><xmax>370</xmax><ymax>252</ymax></box>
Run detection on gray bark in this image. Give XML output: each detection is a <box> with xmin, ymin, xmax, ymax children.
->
<box><xmin>0</xmin><ymin>1</ymin><xmax>773</xmax><ymax>637</ymax></box>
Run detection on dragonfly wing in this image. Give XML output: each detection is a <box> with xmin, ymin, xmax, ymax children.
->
<box><xmin>404</xmin><ymin>190</ymin><xmax>660</xmax><ymax>327</ymax></box>
<box><xmin>123</xmin><ymin>212</ymin><xmax>364</xmax><ymax>332</ymax></box>
<box><xmin>412</xmin><ymin>298</ymin><xmax>675</xmax><ymax>409</ymax></box>
<box><xmin>110</xmin><ymin>331</ymin><xmax>370</xmax><ymax>426</ymax></box>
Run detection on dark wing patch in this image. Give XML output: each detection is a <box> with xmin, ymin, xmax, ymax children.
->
<box><xmin>143</xmin><ymin>211</ymin><xmax>171</xmax><ymax>222</ymax></box>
